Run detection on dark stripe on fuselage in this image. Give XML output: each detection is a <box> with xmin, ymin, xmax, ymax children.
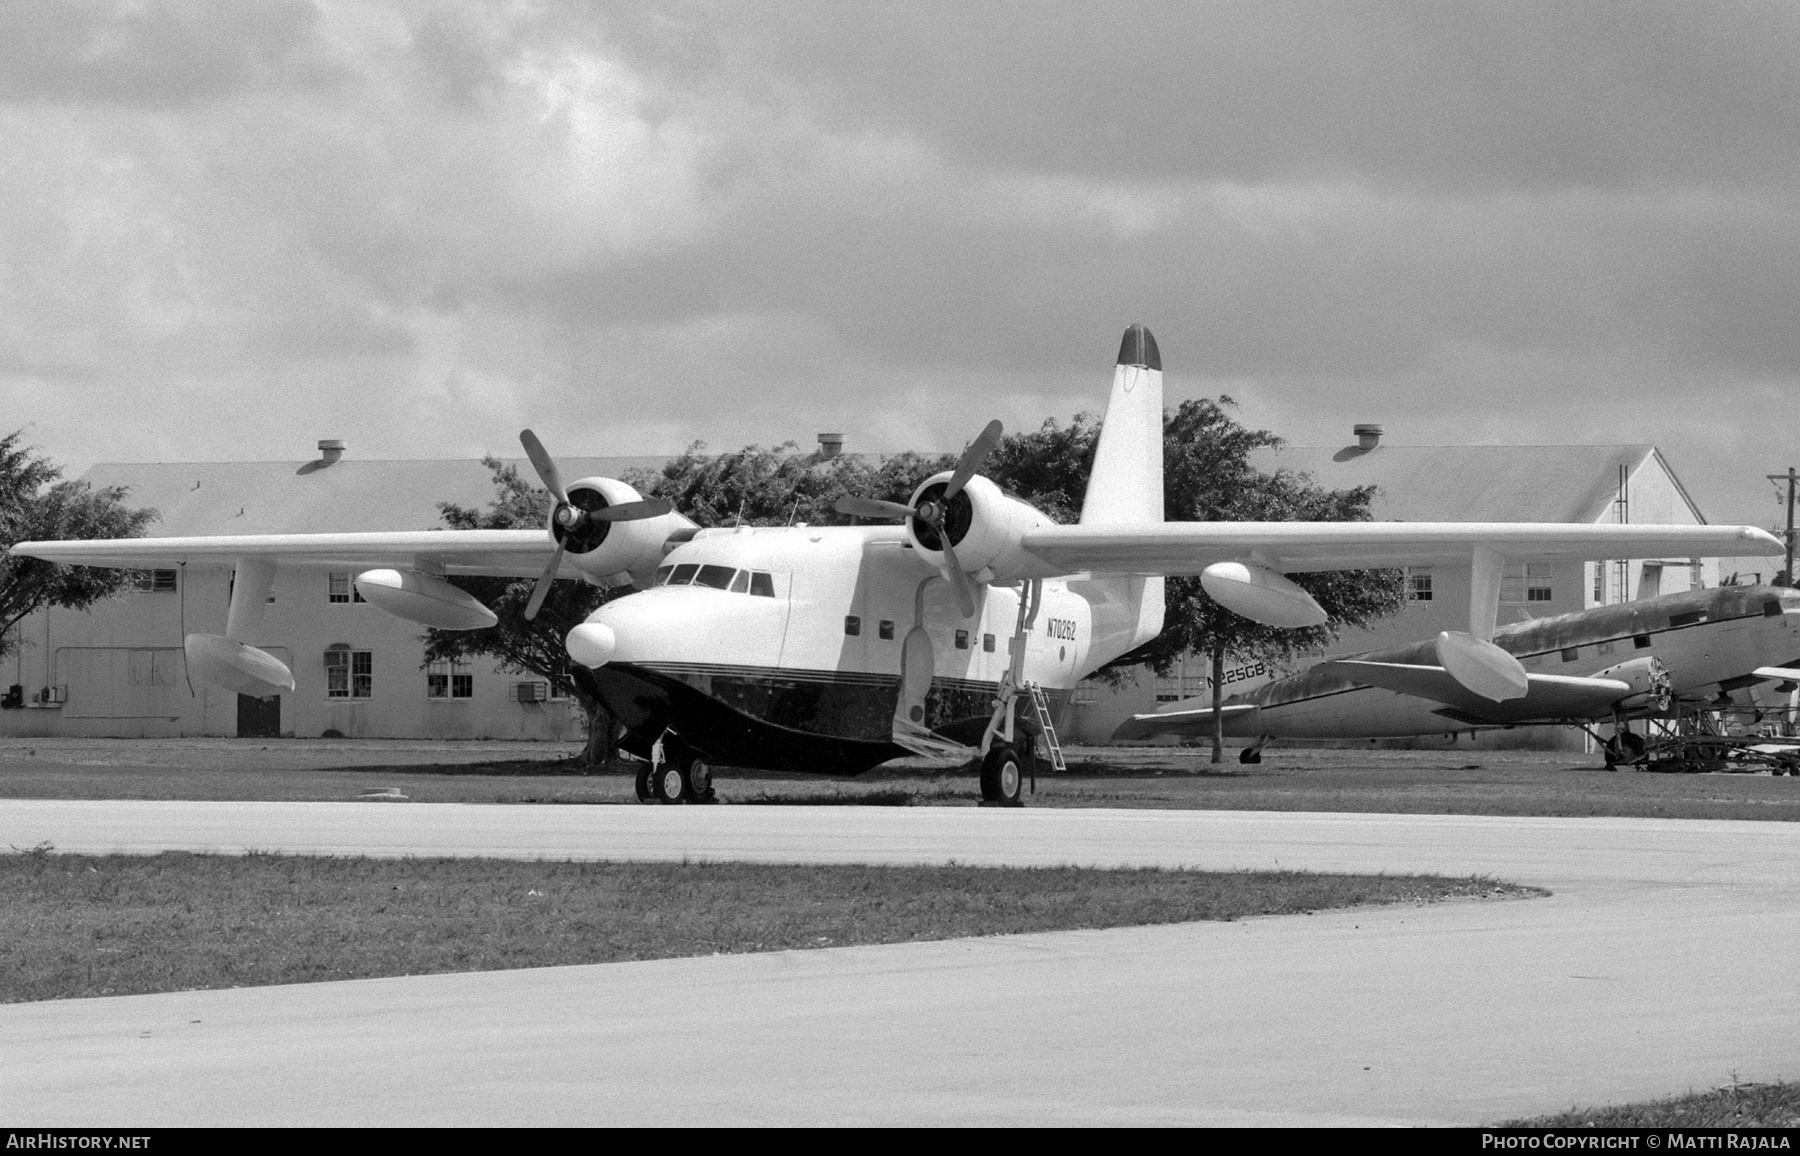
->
<box><xmin>589</xmin><ymin>661</ymin><xmax>1070</xmax><ymax>774</ymax></box>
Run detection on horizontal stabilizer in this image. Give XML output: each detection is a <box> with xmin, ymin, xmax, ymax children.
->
<box><xmin>1319</xmin><ymin>660</ymin><xmax>1631</xmax><ymax>723</ymax></box>
<box><xmin>1112</xmin><ymin>702</ymin><xmax>1260</xmax><ymax>741</ymax></box>
<box><xmin>1752</xmin><ymin>666</ymin><xmax>1800</xmax><ymax>682</ymax></box>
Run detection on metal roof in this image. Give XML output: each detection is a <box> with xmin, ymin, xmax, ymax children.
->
<box><xmin>1248</xmin><ymin>443</ymin><xmax>1704</xmax><ymax>524</ymax></box>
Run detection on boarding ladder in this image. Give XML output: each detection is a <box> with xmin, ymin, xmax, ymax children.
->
<box><xmin>1025</xmin><ymin>681</ymin><xmax>1067</xmax><ymax>772</ymax></box>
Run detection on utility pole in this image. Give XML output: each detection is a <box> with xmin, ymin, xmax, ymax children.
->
<box><xmin>1769</xmin><ymin>468</ymin><xmax>1797</xmax><ymax>586</ymax></box>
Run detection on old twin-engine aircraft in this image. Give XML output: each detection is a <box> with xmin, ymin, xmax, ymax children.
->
<box><xmin>1114</xmin><ymin>583</ymin><xmax>1800</xmax><ymax>765</ymax></box>
<box><xmin>14</xmin><ymin>325</ymin><xmax>1784</xmax><ymax>805</ymax></box>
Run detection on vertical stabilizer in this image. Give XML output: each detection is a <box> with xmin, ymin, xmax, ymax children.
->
<box><xmin>1080</xmin><ymin>323</ymin><xmax>1164</xmax><ymax>527</ymax></box>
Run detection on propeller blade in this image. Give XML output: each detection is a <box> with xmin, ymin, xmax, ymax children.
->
<box><xmin>835</xmin><ymin>496</ymin><xmax>917</xmax><ymax>521</ymax></box>
<box><xmin>589</xmin><ymin>498</ymin><xmax>673</xmax><ymax>522</ymax></box>
<box><xmin>939</xmin><ymin>533</ymin><xmax>977</xmax><ymax>619</ymax></box>
<box><xmin>519</xmin><ymin>429</ymin><xmax>569</xmax><ymax>506</ymax></box>
<box><xmin>524</xmin><ymin>542</ymin><xmax>564</xmax><ymax>622</ymax></box>
<box><xmin>943</xmin><ymin>419</ymin><xmax>1003</xmax><ymax>500</ymax></box>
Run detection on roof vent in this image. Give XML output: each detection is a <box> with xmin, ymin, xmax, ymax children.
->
<box><xmin>816</xmin><ymin>433</ymin><xmax>844</xmax><ymax>459</ymax></box>
<box><xmin>317</xmin><ymin>439</ymin><xmax>345</xmax><ymax>465</ymax></box>
<box><xmin>1353</xmin><ymin>424</ymin><xmax>1382</xmax><ymax>451</ymax></box>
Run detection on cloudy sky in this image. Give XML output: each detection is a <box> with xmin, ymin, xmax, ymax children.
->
<box><xmin>3</xmin><ymin>0</ymin><xmax>1797</xmax><ymax>528</ymax></box>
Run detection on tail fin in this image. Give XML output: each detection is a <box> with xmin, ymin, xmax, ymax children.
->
<box><xmin>1079</xmin><ymin>323</ymin><xmax>1164</xmax><ymax>526</ymax></box>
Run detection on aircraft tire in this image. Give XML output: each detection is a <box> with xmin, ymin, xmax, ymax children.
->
<box><xmin>654</xmin><ymin>762</ymin><xmax>689</xmax><ymax>804</ymax></box>
<box><xmin>634</xmin><ymin>764</ymin><xmax>655</xmax><ymax>803</ymax></box>
<box><xmin>980</xmin><ymin>744</ymin><xmax>1025</xmax><ymax>808</ymax></box>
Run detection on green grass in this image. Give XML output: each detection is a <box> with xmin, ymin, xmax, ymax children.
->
<box><xmin>1501</xmin><ymin>1079</ymin><xmax>1800</xmax><ymax>1127</ymax></box>
<box><xmin>0</xmin><ymin>848</ymin><xmax>1538</xmax><ymax>1004</ymax></box>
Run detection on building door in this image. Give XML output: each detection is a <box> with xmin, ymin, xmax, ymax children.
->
<box><xmin>237</xmin><ymin>693</ymin><xmax>281</xmax><ymax>738</ymax></box>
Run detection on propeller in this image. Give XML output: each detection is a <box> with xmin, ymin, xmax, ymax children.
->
<box><xmin>833</xmin><ymin>419</ymin><xmax>1002</xmax><ymax>619</ymax></box>
<box><xmin>518</xmin><ymin>429</ymin><xmax>673</xmax><ymax>621</ymax></box>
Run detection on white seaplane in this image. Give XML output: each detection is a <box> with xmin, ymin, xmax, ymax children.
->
<box><xmin>14</xmin><ymin>325</ymin><xmax>1783</xmax><ymax>804</ymax></box>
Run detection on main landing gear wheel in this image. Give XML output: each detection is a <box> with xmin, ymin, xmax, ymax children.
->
<box><xmin>654</xmin><ymin>760</ymin><xmax>689</xmax><ymax>804</ymax></box>
<box><xmin>634</xmin><ymin>764</ymin><xmax>655</xmax><ymax>803</ymax></box>
<box><xmin>688</xmin><ymin>757</ymin><xmax>718</xmax><ymax>805</ymax></box>
<box><xmin>980</xmin><ymin>743</ymin><xmax>1025</xmax><ymax>808</ymax></box>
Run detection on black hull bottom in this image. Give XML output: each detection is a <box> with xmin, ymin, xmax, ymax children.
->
<box><xmin>590</xmin><ymin>663</ymin><xmax>910</xmax><ymax>775</ymax></box>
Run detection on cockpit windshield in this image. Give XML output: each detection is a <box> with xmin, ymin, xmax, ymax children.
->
<box><xmin>653</xmin><ymin>564</ymin><xmax>777</xmax><ymax>597</ymax></box>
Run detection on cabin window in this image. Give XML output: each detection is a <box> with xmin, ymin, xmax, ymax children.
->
<box><xmin>693</xmin><ymin>564</ymin><xmax>736</xmax><ymax>590</ymax></box>
<box><xmin>878</xmin><ymin>620</ymin><xmax>894</xmax><ymax>640</ymax></box>
<box><xmin>983</xmin><ymin>633</ymin><xmax>996</xmax><ymax>653</ymax></box>
<box><xmin>327</xmin><ymin>573</ymin><xmax>366</xmax><ymax>604</ymax></box>
<box><xmin>1669</xmin><ymin>611</ymin><xmax>1705</xmax><ymax>628</ymax></box>
<box><xmin>425</xmin><ymin>660</ymin><xmax>472</xmax><ymax>700</ymax></box>
<box><xmin>844</xmin><ymin>616</ymin><xmax>861</xmax><ymax>636</ymax></box>
<box><xmin>128</xmin><ymin>569</ymin><xmax>178</xmax><ymax>593</ymax></box>
<box><xmin>1406</xmin><ymin>570</ymin><xmax>1433</xmax><ymax>602</ymax></box>
<box><xmin>1766</xmin><ymin>600</ymin><xmax>1784</xmax><ymax>618</ymax></box>
<box><xmin>653</xmin><ymin>565</ymin><xmax>674</xmax><ymax>586</ymax></box>
<box><xmin>750</xmin><ymin>572</ymin><xmax>775</xmax><ymax>597</ymax></box>
<box><xmin>728</xmin><ymin>570</ymin><xmax>750</xmax><ymax>594</ymax></box>
<box><xmin>1501</xmin><ymin>563</ymin><xmax>1553</xmax><ymax>604</ymax></box>
<box><xmin>667</xmin><ymin>563</ymin><xmax>699</xmax><ymax>586</ymax></box>
<box><xmin>324</xmin><ymin>648</ymin><xmax>372</xmax><ymax>699</ymax></box>
<box><xmin>1633</xmin><ymin>634</ymin><xmax>1652</xmax><ymax>649</ymax></box>
<box><xmin>1561</xmin><ymin>647</ymin><xmax>1579</xmax><ymax>663</ymax></box>
<box><xmin>954</xmin><ymin>629</ymin><xmax>969</xmax><ymax>650</ymax></box>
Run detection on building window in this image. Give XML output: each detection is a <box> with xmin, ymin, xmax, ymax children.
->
<box><xmin>327</xmin><ymin>573</ymin><xmax>366</xmax><ymax>604</ymax></box>
<box><xmin>324</xmin><ymin>648</ymin><xmax>372</xmax><ymax>698</ymax></box>
<box><xmin>1406</xmin><ymin>569</ymin><xmax>1433</xmax><ymax>602</ymax></box>
<box><xmin>128</xmin><ymin>569</ymin><xmax>178</xmax><ymax>593</ymax></box>
<box><xmin>426</xmin><ymin>660</ymin><xmax>472</xmax><ymax>700</ymax></box>
<box><xmin>1501</xmin><ymin>563</ymin><xmax>1553</xmax><ymax>604</ymax></box>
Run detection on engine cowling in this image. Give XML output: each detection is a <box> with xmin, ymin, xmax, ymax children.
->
<box><xmin>553</xmin><ymin>476</ymin><xmax>682</xmax><ymax>585</ymax></box>
<box><xmin>905</xmin><ymin>474</ymin><xmax>1053</xmax><ymax>581</ymax></box>
<box><xmin>1594</xmin><ymin>655</ymin><xmax>1673</xmax><ymax>712</ymax></box>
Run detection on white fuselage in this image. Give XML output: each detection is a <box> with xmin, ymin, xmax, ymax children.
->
<box><xmin>592</xmin><ymin>524</ymin><xmax>1159</xmax><ymax>693</ymax></box>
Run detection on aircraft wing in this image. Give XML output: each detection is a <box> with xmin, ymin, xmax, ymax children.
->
<box><xmin>1018</xmin><ymin>522</ymin><xmax>1782</xmax><ymax>575</ymax></box>
<box><xmin>1753</xmin><ymin>666</ymin><xmax>1800</xmax><ymax>683</ymax></box>
<box><xmin>1318</xmin><ymin>660</ymin><xmax>1631</xmax><ymax>721</ymax></box>
<box><xmin>9</xmin><ymin>531</ymin><xmax>566</xmax><ymax>579</ymax></box>
<box><xmin>1112</xmin><ymin>702</ymin><xmax>1260</xmax><ymax>741</ymax></box>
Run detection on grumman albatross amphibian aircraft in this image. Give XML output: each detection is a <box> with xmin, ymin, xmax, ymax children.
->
<box><xmin>15</xmin><ymin>325</ymin><xmax>1783</xmax><ymax>805</ymax></box>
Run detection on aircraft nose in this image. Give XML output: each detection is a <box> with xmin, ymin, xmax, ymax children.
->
<box><xmin>566</xmin><ymin>622</ymin><xmax>617</xmax><ymax>668</ymax></box>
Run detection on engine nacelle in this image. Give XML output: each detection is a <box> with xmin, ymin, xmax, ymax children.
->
<box><xmin>1200</xmin><ymin>561</ymin><xmax>1329</xmax><ymax>628</ymax></box>
<box><xmin>354</xmin><ymin>569</ymin><xmax>499</xmax><ymax>630</ymax></box>
<box><xmin>554</xmin><ymin>476</ymin><xmax>684</xmax><ymax>585</ymax></box>
<box><xmin>184</xmin><ymin>634</ymin><xmax>295</xmax><ymax>696</ymax></box>
<box><xmin>1594</xmin><ymin>655</ymin><xmax>1673</xmax><ymax>712</ymax></box>
<box><xmin>905</xmin><ymin>474</ymin><xmax>1054</xmax><ymax>581</ymax></box>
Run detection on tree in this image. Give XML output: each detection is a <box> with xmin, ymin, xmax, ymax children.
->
<box><xmin>424</xmin><ymin>459</ymin><xmax>625</xmax><ymax>767</ymax></box>
<box><xmin>624</xmin><ymin>442</ymin><xmax>956</xmax><ymax>527</ymax></box>
<box><xmin>0</xmin><ymin>432</ymin><xmax>157</xmax><ymax>660</ymax></box>
<box><xmin>1130</xmin><ymin>398</ymin><xmax>1405</xmax><ymax>762</ymax></box>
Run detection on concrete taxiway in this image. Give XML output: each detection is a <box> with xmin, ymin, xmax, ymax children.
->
<box><xmin>2</xmin><ymin>801</ymin><xmax>1796</xmax><ymax>1126</ymax></box>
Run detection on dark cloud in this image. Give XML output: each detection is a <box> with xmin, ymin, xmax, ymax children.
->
<box><xmin>608</xmin><ymin>0</ymin><xmax>1800</xmax><ymax>193</ymax></box>
<box><xmin>0</xmin><ymin>0</ymin><xmax>327</xmax><ymax>107</ymax></box>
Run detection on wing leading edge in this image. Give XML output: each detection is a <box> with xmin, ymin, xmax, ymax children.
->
<box><xmin>1017</xmin><ymin>522</ymin><xmax>1783</xmax><ymax>576</ymax></box>
<box><xmin>9</xmin><ymin>530</ymin><xmax>564</xmax><ymax>579</ymax></box>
